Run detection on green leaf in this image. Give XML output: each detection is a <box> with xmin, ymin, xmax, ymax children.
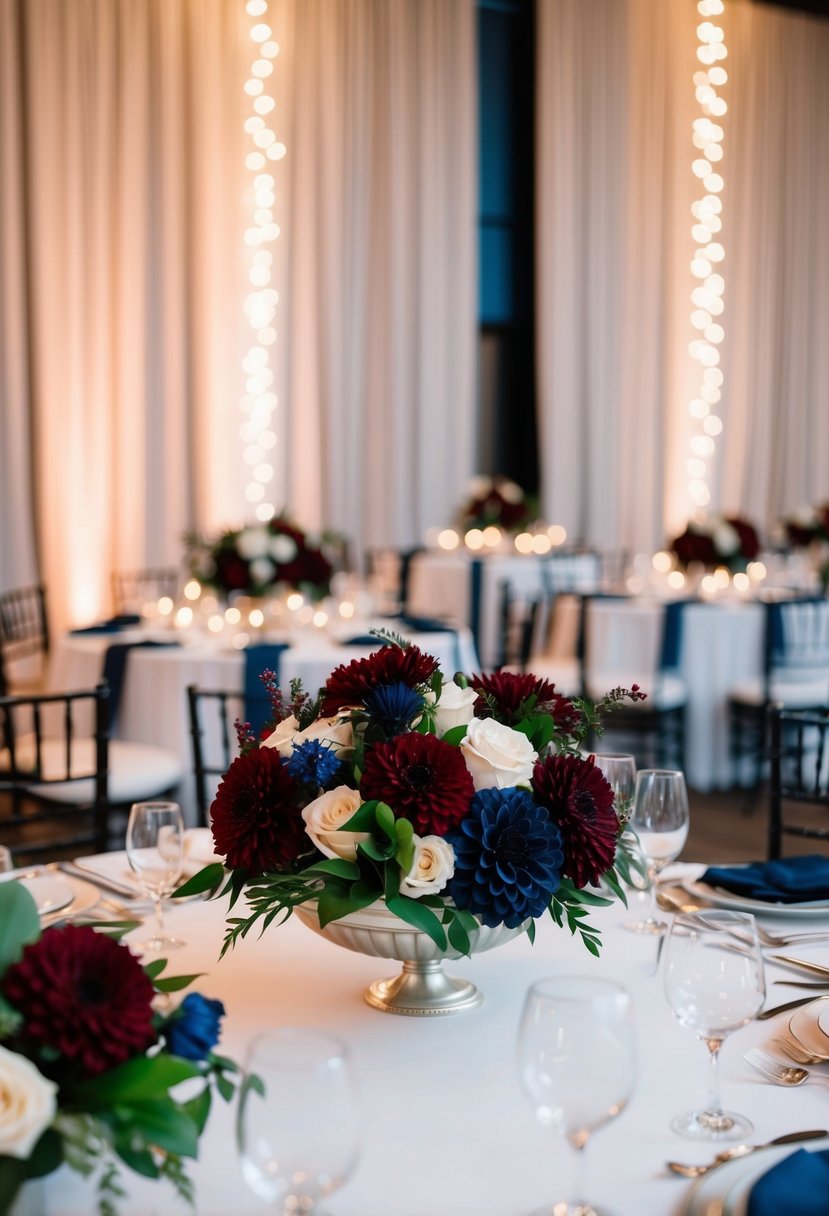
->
<box><xmin>116</xmin><ymin>1099</ymin><xmax>200</xmax><ymax>1159</ymax></box>
<box><xmin>143</xmin><ymin>958</ymin><xmax>168</xmax><ymax>981</ymax></box>
<box><xmin>112</xmin><ymin>1137</ymin><xmax>160</xmax><ymax>1179</ymax></box>
<box><xmin>0</xmin><ymin>883</ymin><xmax>40</xmax><ymax>974</ymax></box>
<box><xmin>446</xmin><ymin>912</ymin><xmax>471</xmax><ymax>957</ymax></box>
<box><xmin>215</xmin><ymin>1072</ymin><xmax>235</xmax><ymax>1102</ymax></box>
<box><xmin>525</xmin><ymin>918</ymin><xmax>536</xmax><ymax>946</ymax></box>
<box><xmin>356</xmin><ymin>837</ymin><xmax>395</xmax><ymax>862</ymax></box>
<box><xmin>439</xmin><ymin>724</ymin><xmax>469</xmax><ymax>747</ymax></box>
<box><xmin>303</xmin><ymin>858</ymin><xmax>360</xmax><ymax>881</ymax></box>
<box><xmin>75</xmin><ymin>1053</ymin><xmax>201</xmax><ymax>1108</ymax></box>
<box><xmin>22</xmin><ymin>1128</ymin><xmax>63</xmax><ymax>1180</ymax></box>
<box><xmin>600</xmin><ymin>867</ymin><xmax>628</xmax><ymax>908</ymax></box>
<box><xmin>317</xmin><ymin>879</ymin><xmax>360</xmax><ymax>928</ymax></box>
<box><xmin>374</xmin><ymin>801</ymin><xmax>396</xmax><ymax>842</ymax></box>
<box><xmin>182</xmin><ymin>1086</ymin><xmax>212</xmax><ymax>1135</ymax></box>
<box><xmin>385</xmin><ymin>892</ymin><xmax>447</xmax><ymax>951</ymax></box>
<box><xmin>0</xmin><ymin>1157</ymin><xmax>27</xmax><ymax>1209</ymax></box>
<box><xmin>394</xmin><ymin>817</ymin><xmax>415</xmax><ymax>873</ymax></box>
<box><xmin>340</xmin><ymin>800</ymin><xmax>381</xmax><ymax>832</ymax></box>
<box><xmin>154</xmin><ymin>972</ymin><xmax>204</xmax><ymax>994</ymax></box>
<box><xmin>172</xmin><ymin>863</ymin><xmax>225</xmax><ymax>898</ymax></box>
<box><xmin>348</xmin><ymin>879</ymin><xmax>382</xmax><ymax>911</ymax></box>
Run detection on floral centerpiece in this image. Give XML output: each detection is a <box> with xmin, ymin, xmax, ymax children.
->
<box><xmin>782</xmin><ymin>501</ymin><xmax>829</xmax><ymax>591</ymax></box>
<box><xmin>185</xmin><ymin>514</ymin><xmax>334</xmax><ymax>601</ymax></box>
<box><xmin>0</xmin><ymin>884</ymin><xmax>239</xmax><ymax>1215</ymax></box>
<box><xmin>670</xmin><ymin>514</ymin><xmax>761</xmax><ymax>572</ymax></box>
<box><xmin>180</xmin><ymin>632</ymin><xmax>646</xmax><ymax>984</ymax></box>
<box><xmin>454</xmin><ymin>475</ymin><xmax>538</xmax><ymax>534</ymax></box>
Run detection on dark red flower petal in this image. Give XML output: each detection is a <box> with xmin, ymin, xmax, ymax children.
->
<box><xmin>2</xmin><ymin>925</ymin><xmax>156</xmax><ymax>1078</ymax></box>
<box><xmin>470</xmin><ymin>671</ymin><xmax>577</xmax><ymax>730</ymax></box>
<box><xmin>360</xmin><ymin>732</ymin><xmax>473</xmax><ymax>836</ymax></box>
<box><xmin>211</xmin><ymin>746</ymin><xmax>307</xmax><ymax>875</ymax></box>
<box><xmin>320</xmin><ymin>645</ymin><xmax>439</xmax><ymax>715</ymax></box>
<box><xmin>531</xmin><ymin>753</ymin><xmax>618</xmax><ymax>888</ymax></box>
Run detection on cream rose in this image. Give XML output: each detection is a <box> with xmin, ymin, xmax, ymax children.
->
<box><xmin>301</xmin><ymin>785</ymin><xmax>369</xmax><ymax>861</ymax></box>
<box><xmin>0</xmin><ymin>1045</ymin><xmax>58</xmax><ymax>1160</ymax></box>
<box><xmin>433</xmin><ymin>682</ymin><xmax>479</xmax><ymax>736</ymax></box>
<box><xmin>235</xmin><ymin>526</ymin><xmax>270</xmax><ymax>560</ymax></box>
<box><xmin>399</xmin><ymin>835</ymin><xmax>455</xmax><ymax>899</ymax></box>
<box><xmin>460</xmin><ymin>717</ymin><xmax>537</xmax><ymax>791</ymax></box>
<box><xmin>262</xmin><ymin>713</ymin><xmax>353</xmax><ymax>760</ymax></box>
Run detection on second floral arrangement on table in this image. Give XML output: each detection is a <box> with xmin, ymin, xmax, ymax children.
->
<box><xmin>182</xmin><ymin>632</ymin><xmax>646</xmax><ymax>957</ymax></box>
<box><xmin>670</xmin><ymin>513</ymin><xmax>761</xmax><ymax>572</ymax></box>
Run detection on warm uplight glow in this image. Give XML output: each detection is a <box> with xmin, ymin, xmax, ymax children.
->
<box><xmin>225</xmin><ymin>607</ymin><xmax>242</xmax><ymax>625</ymax></box>
<box><xmin>157</xmin><ymin>596</ymin><xmax>174</xmax><ymax>617</ymax></box>
<box><xmin>747</xmin><ymin>561</ymin><xmax>767</xmax><ymax>582</ymax></box>
<box><xmin>183</xmin><ymin>579</ymin><xmax>202</xmax><ymax>601</ymax></box>
<box><xmin>547</xmin><ymin>524</ymin><xmax>567</xmax><ymax>546</ymax></box>
<box><xmin>339</xmin><ymin>601</ymin><xmax>356</xmax><ymax>619</ymax></box>
<box><xmin>249</xmin><ymin>608</ymin><xmax>265</xmax><ymax>627</ymax></box>
<box><xmin>514</xmin><ymin>532</ymin><xmax>535</xmax><ymax>555</ymax></box>
<box><xmin>208</xmin><ymin>615</ymin><xmax>225</xmax><ymax>633</ymax></box>
<box><xmin>668</xmin><ymin>570</ymin><xmax>687</xmax><ymax>589</ymax></box>
<box><xmin>438</xmin><ymin>528</ymin><xmax>460</xmax><ymax>551</ymax></box>
<box><xmin>482</xmin><ymin>526</ymin><xmax>502</xmax><ymax>548</ymax></box>
<box><xmin>652</xmin><ymin>551</ymin><xmax>673</xmax><ymax>574</ymax></box>
<box><xmin>687</xmin><ymin>1</ymin><xmax>728</xmax><ymax>513</ymax></box>
<box><xmin>175</xmin><ymin>607</ymin><xmax>194</xmax><ymax>628</ymax></box>
<box><xmin>733</xmin><ymin>572</ymin><xmax>749</xmax><ymax>592</ymax></box>
<box><xmin>241</xmin><ymin>1</ymin><xmax>282</xmax><ymax>518</ymax></box>
<box><xmin>464</xmin><ymin>529</ymin><xmax>485</xmax><ymax>551</ymax></box>
<box><xmin>286</xmin><ymin>592</ymin><xmax>304</xmax><ymax>611</ymax></box>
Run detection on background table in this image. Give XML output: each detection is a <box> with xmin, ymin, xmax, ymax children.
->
<box><xmin>49</xmin><ymin>623</ymin><xmax>478</xmax><ymax>823</ymax></box>
<box><xmin>32</xmin><ymin>860</ymin><xmax>829</xmax><ymax>1215</ymax></box>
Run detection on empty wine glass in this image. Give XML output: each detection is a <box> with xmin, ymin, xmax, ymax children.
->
<box><xmin>238</xmin><ymin>1028</ymin><xmax>360</xmax><ymax>1214</ymax></box>
<box><xmin>624</xmin><ymin>769</ymin><xmax>689</xmax><ymax>933</ymax></box>
<box><xmin>663</xmin><ymin>911</ymin><xmax>765</xmax><ymax>1141</ymax></box>
<box><xmin>517</xmin><ymin>976</ymin><xmax>637</xmax><ymax>1216</ymax></box>
<box><xmin>591</xmin><ymin>753</ymin><xmax>636</xmax><ymax>822</ymax></box>
<box><xmin>125</xmin><ymin>800</ymin><xmax>184</xmax><ymax>952</ymax></box>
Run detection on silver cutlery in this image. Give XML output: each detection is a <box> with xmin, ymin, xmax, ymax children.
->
<box><xmin>744</xmin><ymin>1046</ymin><xmax>829</xmax><ymax>1088</ymax></box>
<box><xmin>666</xmin><ymin>1128</ymin><xmax>828</xmax><ymax>1177</ymax></box>
<box><xmin>57</xmin><ymin>861</ymin><xmax>141</xmax><ymax>899</ymax></box>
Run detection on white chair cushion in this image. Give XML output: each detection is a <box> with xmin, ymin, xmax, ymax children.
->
<box><xmin>0</xmin><ymin>735</ymin><xmax>183</xmax><ymax>805</ymax></box>
<box><xmin>585</xmin><ymin>671</ymin><xmax>687</xmax><ymax>710</ymax></box>
<box><xmin>521</xmin><ymin>656</ymin><xmax>582</xmax><ymax>697</ymax></box>
<box><xmin>729</xmin><ymin>675</ymin><xmax>829</xmax><ymax>708</ymax></box>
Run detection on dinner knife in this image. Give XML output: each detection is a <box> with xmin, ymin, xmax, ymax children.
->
<box><xmin>771</xmin><ymin>953</ymin><xmax>829</xmax><ymax>979</ymax></box>
<box><xmin>58</xmin><ymin>861</ymin><xmax>141</xmax><ymax>899</ymax></box>
<box><xmin>757</xmin><ymin>994</ymin><xmax>829</xmax><ymax>1020</ymax></box>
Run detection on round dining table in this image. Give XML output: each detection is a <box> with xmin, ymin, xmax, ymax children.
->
<box><xmin>26</xmin><ymin>859</ymin><xmax>829</xmax><ymax>1216</ymax></box>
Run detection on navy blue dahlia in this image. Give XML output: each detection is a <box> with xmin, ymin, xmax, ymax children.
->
<box><xmin>286</xmin><ymin>738</ymin><xmax>345</xmax><ymax>788</ymax></box>
<box><xmin>362</xmin><ymin>682</ymin><xmax>425</xmax><ymax>736</ymax></box>
<box><xmin>165</xmin><ymin>992</ymin><xmax>225</xmax><ymax>1061</ymax></box>
<box><xmin>446</xmin><ymin>787</ymin><xmax>564</xmax><ymax>928</ymax></box>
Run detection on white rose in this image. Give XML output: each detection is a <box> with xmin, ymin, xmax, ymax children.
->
<box><xmin>713</xmin><ymin>522</ymin><xmax>739</xmax><ymax>556</ymax></box>
<box><xmin>0</xmin><ymin>1045</ymin><xmax>58</xmax><ymax>1160</ymax></box>
<box><xmin>302</xmin><ymin>786</ymin><xmax>369</xmax><ymax>861</ymax></box>
<box><xmin>795</xmin><ymin>505</ymin><xmax>817</xmax><ymax>527</ymax></box>
<box><xmin>271</xmin><ymin>535</ymin><xmax>298</xmax><ymax>563</ymax></box>
<box><xmin>433</xmin><ymin>682</ymin><xmax>479</xmax><ymax>735</ymax></box>
<box><xmin>460</xmin><ymin>717</ymin><xmax>537</xmax><ymax>791</ymax></box>
<box><xmin>498</xmin><ymin>478</ymin><xmax>524</xmax><ymax>504</ymax></box>
<box><xmin>262</xmin><ymin>713</ymin><xmax>353</xmax><ymax>759</ymax></box>
<box><xmin>467</xmin><ymin>475</ymin><xmax>492</xmax><ymax>498</ymax></box>
<box><xmin>399</xmin><ymin>835</ymin><xmax>455</xmax><ymax>898</ymax></box>
<box><xmin>236</xmin><ymin>527</ymin><xmax>270</xmax><ymax>560</ymax></box>
<box><xmin>250</xmin><ymin>556</ymin><xmax>276</xmax><ymax>585</ymax></box>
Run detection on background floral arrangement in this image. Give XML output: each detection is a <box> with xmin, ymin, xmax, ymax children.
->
<box><xmin>180</xmin><ymin>632</ymin><xmax>646</xmax><ymax>958</ymax></box>
<box><xmin>782</xmin><ymin>502</ymin><xmax>829</xmax><ymax>549</ymax></box>
<box><xmin>454</xmin><ymin>475</ymin><xmax>539</xmax><ymax>534</ymax></box>
<box><xmin>0</xmin><ymin>884</ymin><xmax>239</xmax><ymax>1215</ymax></box>
<box><xmin>670</xmin><ymin>514</ymin><xmax>761</xmax><ymax>572</ymax></box>
<box><xmin>186</xmin><ymin>514</ymin><xmax>334</xmax><ymax>600</ymax></box>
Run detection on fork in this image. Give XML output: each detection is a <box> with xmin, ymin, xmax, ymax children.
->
<box><xmin>756</xmin><ymin>926</ymin><xmax>829</xmax><ymax>948</ymax></box>
<box><xmin>744</xmin><ymin>1046</ymin><xmax>829</xmax><ymax>1088</ymax></box>
<box><xmin>773</xmin><ymin>1037</ymin><xmax>827</xmax><ymax>1065</ymax></box>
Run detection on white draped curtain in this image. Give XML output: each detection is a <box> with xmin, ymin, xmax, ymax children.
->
<box><xmin>536</xmin><ymin>0</ymin><xmax>829</xmax><ymax>554</ymax></box>
<box><xmin>0</xmin><ymin>0</ymin><xmax>477</xmax><ymax>629</ymax></box>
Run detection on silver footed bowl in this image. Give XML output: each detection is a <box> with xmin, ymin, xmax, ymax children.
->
<box><xmin>293</xmin><ymin>899</ymin><xmax>527</xmax><ymax>1017</ymax></box>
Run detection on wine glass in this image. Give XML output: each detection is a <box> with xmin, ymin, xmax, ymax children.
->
<box><xmin>663</xmin><ymin>910</ymin><xmax>765</xmax><ymax>1140</ymax></box>
<box><xmin>624</xmin><ymin>769</ymin><xmax>689</xmax><ymax>933</ymax></box>
<box><xmin>125</xmin><ymin>800</ymin><xmax>185</xmax><ymax>952</ymax></box>
<box><xmin>237</xmin><ymin>1027</ymin><xmax>360</xmax><ymax>1214</ymax></box>
<box><xmin>517</xmin><ymin>976</ymin><xmax>637</xmax><ymax>1216</ymax></box>
<box><xmin>591</xmin><ymin>753</ymin><xmax>636</xmax><ymax>822</ymax></box>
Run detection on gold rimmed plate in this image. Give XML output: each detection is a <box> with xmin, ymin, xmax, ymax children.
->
<box><xmin>790</xmin><ymin>997</ymin><xmax>829</xmax><ymax>1061</ymax></box>
<box><xmin>681</xmin><ymin>877</ymin><xmax>829</xmax><ymax>919</ymax></box>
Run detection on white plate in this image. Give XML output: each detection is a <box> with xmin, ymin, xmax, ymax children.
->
<box><xmin>682</xmin><ymin>878</ymin><xmax>829</xmax><ymax>919</ymax></box>
<box><xmin>790</xmin><ymin>997</ymin><xmax>829</xmax><ymax>1060</ymax></box>
<box><xmin>817</xmin><ymin>1006</ymin><xmax>829</xmax><ymax>1040</ymax></box>
<box><xmin>683</xmin><ymin>1138</ymin><xmax>829</xmax><ymax>1216</ymax></box>
<box><xmin>0</xmin><ymin>872</ymin><xmax>103</xmax><ymax>921</ymax></box>
<box><xmin>18</xmin><ymin>876</ymin><xmax>74</xmax><ymax>916</ymax></box>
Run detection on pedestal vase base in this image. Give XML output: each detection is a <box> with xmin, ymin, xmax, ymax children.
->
<box><xmin>364</xmin><ymin>959</ymin><xmax>483</xmax><ymax>1016</ymax></box>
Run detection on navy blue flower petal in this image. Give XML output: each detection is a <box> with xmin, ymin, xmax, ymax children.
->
<box><xmin>446</xmin><ymin>787</ymin><xmax>564</xmax><ymax>929</ymax></box>
<box><xmin>165</xmin><ymin>992</ymin><xmax>225</xmax><ymax>1061</ymax></box>
<box><xmin>286</xmin><ymin>738</ymin><xmax>345</xmax><ymax>789</ymax></box>
<box><xmin>363</xmin><ymin>682</ymin><xmax>425</xmax><ymax>736</ymax></box>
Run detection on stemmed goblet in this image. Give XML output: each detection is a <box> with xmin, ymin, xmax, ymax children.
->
<box><xmin>624</xmin><ymin>769</ymin><xmax>689</xmax><ymax>933</ymax></box>
<box><xmin>237</xmin><ymin>1028</ymin><xmax>360</xmax><ymax>1215</ymax></box>
<box><xmin>517</xmin><ymin>976</ymin><xmax>637</xmax><ymax>1216</ymax></box>
<box><xmin>125</xmin><ymin>800</ymin><xmax>185</xmax><ymax>952</ymax></box>
<box><xmin>663</xmin><ymin>910</ymin><xmax>765</xmax><ymax>1140</ymax></box>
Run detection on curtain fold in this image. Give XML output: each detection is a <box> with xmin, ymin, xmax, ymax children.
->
<box><xmin>536</xmin><ymin>0</ymin><xmax>829</xmax><ymax>554</ymax></box>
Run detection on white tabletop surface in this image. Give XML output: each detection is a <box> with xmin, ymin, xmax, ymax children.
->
<box><xmin>27</xmin><ymin>860</ymin><xmax>829</xmax><ymax>1216</ymax></box>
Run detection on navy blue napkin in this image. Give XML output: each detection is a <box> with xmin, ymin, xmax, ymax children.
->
<box><xmin>341</xmin><ymin>635</ymin><xmax>388</xmax><ymax>647</ymax></box>
<box><xmin>72</xmin><ymin>614</ymin><xmax>142</xmax><ymax>635</ymax></box>
<box><xmin>101</xmin><ymin>639</ymin><xmax>180</xmax><ymax>730</ymax></box>
<box><xmin>747</xmin><ymin>1148</ymin><xmax>829</xmax><ymax>1216</ymax></box>
<box><xmin>701</xmin><ymin>855</ymin><xmax>829</xmax><ymax>903</ymax></box>
<box><xmin>244</xmin><ymin>642</ymin><xmax>289</xmax><ymax>737</ymax></box>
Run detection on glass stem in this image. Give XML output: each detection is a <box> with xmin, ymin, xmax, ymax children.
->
<box><xmin>646</xmin><ymin>863</ymin><xmax>659</xmax><ymax>921</ymax></box>
<box><xmin>153</xmin><ymin>896</ymin><xmax>165</xmax><ymax>941</ymax></box>
<box><xmin>705</xmin><ymin>1037</ymin><xmax>724</xmax><ymax>1117</ymax></box>
<box><xmin>568</xmin><ymin>1133</ymin><xmax>590</xmax><ymax>1211</ymax></box>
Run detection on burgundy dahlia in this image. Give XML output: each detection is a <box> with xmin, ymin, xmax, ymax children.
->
<box><xmin>360</xmin><ymin>732</ymin><xmax>474</xmax><ymax>836</ymax></box>
<box><xmin>727</xmin><ymin>517</ymin><xmax>760</xmax><ymax>561</ymax></box>
<box><xmin>2</xmin><ymin>925</ymin><xmax>156</xmax><ymax>1077</ymax></box>
<box><xmin>532</xmin><ymin>753</ymin><xmax>618</xmax><ymax>888</ymax></box>
<box><xmin>211</xmin><ymin>746</ymin><xmax>307</xmax><ymax>875</ymax></box>
<box><xmin>319</xmin><ymin>645</ymin><xmax>439</xmax><ymax>715</ymax></box>
<box><xmin>470</xmin><ymin>671</ymin><xmax>577</xmax><ymax>730</ymax></box>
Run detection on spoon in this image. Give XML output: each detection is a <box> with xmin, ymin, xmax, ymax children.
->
<box><xmin>667</xmin><ymin>1128</ymin><xmax>828</xmax><ymax>1177</ymax></box>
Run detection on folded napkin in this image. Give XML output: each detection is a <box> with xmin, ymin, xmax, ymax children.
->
<box><xmin>701</xmin><ymin>855</ymin><xmax>829</xmax><ymax>903</ymax></box>
<box><xmin>341</xmin><ymin>634</ymin><xmax>389</xmax><ymax>647</ymax></box>
<box><xmin>747</xmin><ymin>1148</ymin><xmax>829</xmax><ymax>1216</ymax></box>
<box><xmin>71</xmin><ymin>613</ymin><xmax>142</xmax><ymax>635</ymax></box>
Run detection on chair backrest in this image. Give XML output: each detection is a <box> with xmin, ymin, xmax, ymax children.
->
<box><xmin>579</xmin><ymin>595</ymin><xmax>688</xmax><ymax>694</ymax></box>
<box><xmin>767</xmin><ymin>704</ymin><xmax>829</xmax><ymax>859</ymax></box>
<box><xmin>764</xmin><ymin>598</ymin><xmax>829</xmax><ymax>692</ymax></box>
<box><xmin>111</xmin><ymin>567</ymin><xmax>179</xmax><ymax>615</ymax></box>
<box><xmin>0</xmin><ymin>585</ymin><xmax>50</xmax><ymax>694</ymax></box>
<box><xmin>187</xmin><ymin>686</ymin><xmax>247</xmax><ymax>826</ymax></box>
<box><xmin>0</xmin><ymin>683</ymin><xmax>110</xmax><ymax>861</ymax></box>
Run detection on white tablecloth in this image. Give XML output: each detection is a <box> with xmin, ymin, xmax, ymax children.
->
<box><xmin>48</xmin><ymin>624</ymin><xmax>478</xmax><ymax>822</ymax></box>
<box><xmin>31</xmin><ymin>861</ymin><xmax>829</xmax><ymax>1216</ymax></box>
